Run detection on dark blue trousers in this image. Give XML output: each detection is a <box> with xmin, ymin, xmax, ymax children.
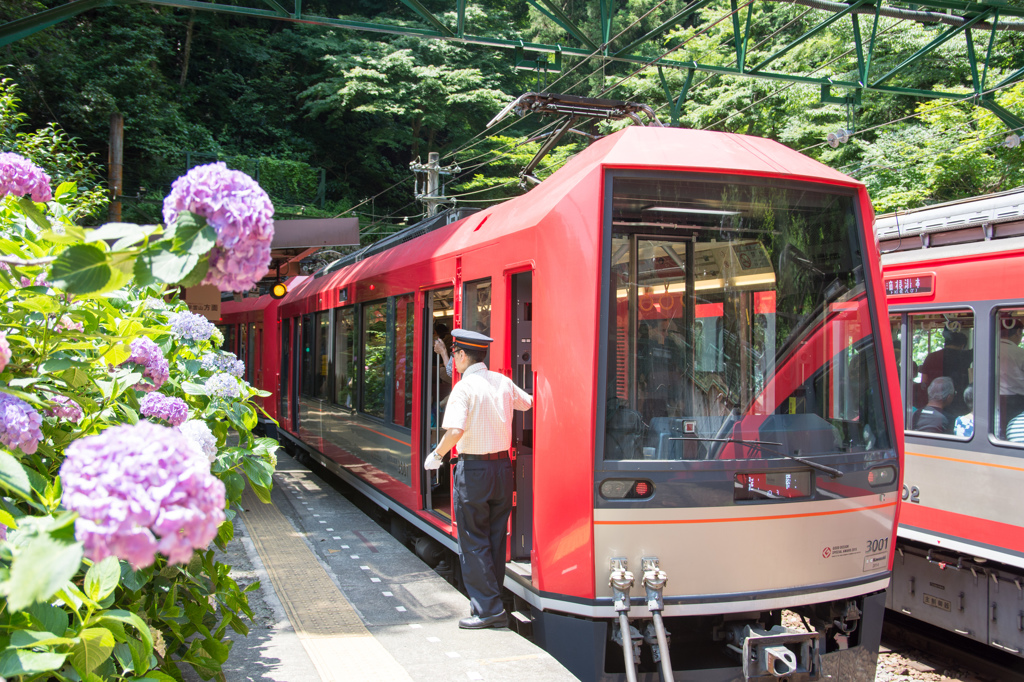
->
<box><xmin>453</xmin><ymin>457</ymin><xmax>513</xmax><ymax>618</ymax></box>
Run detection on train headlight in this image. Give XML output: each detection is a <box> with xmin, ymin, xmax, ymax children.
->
<box><xmin>867</xmin><ymin>466</ymin><xmax>896</xmax><ymax>487</ymax></box>
<box><xmin>599</xmin><ymin>479</ymin><xmax>654</xmax><ymax>500</ymax></box>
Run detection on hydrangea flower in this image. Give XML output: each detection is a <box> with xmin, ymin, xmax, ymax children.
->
<box><xmin>0</xmin><ymin>393</ymin><xmax>43</xmax><ymax>454</ymax></box>
<box><xmin>140</xmin><ymin>393</ymin><xmax>188</xmax><ymax>427</ymax></box>
<box><xmin>210</xmin><ymin>327</ymin><xmax>224</xmax><ymax>348</ymax></box>
<box><xmin>48</xmin><ymin>395</ymin><xmax>84</xmax><ymax>422</ymax></box>
<box><xmin>178</xmin><ymin>420</ymin><xmax>217</xmax><ymax>462</ymax></box>
<box><xmin>206</xmin><ymin>372</ymin><xmax>241</xmax><ymax>399</ymax></box>
<box><xmin>0</xmin><ymin>152</ymin><xmax>52</xmax><ymax>203</ymax></box>
<box><xmin>60</xmin><ymin>422</ymin><xmax>226</xmax><ymax>568</ymax></box>
<box><xmin>162</xmin><ymin>162</ymin><xmax>275</xmax><ymax>292</ymax></box>
<box><xmin>55</xmin><ymin>315</ymin><xmax>84</xmax><ymax>333</ymax></box>
<box><xmin>0</xmin><ymin>523</ymin><xmax>6</xmax><ymax>541</ymax></box>
<box><xmin>170</xmin><ymin>311</ymin><xmax>215</xmax><ymax>342</ymax></box>
<box><xmin>201</xmin><ymin>351</ymin><xmax>245</xmax><ymax>377</ymax></box>
<box><xmin>20</xmin><ymin>274</ymin><xmax>48</xmax><ymax>288</ymax></box>
<box><xmin>122</xmin><ymin>337</ymin><xmax>169</xmax><ymax>392</ymax></box>
<box><xmin>0</xmin><ymin>331</ymin><xmax>10</xmax><ymax>372</ymax></box>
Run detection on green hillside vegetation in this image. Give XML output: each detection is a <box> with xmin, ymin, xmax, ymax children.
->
<box><xmin>2</xmin><ymin>0</ymin><xmax>1023</xmax><ymax>232</ymax></box>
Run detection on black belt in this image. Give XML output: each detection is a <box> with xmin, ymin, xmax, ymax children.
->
<box><xmin>458</xmin><ymin>451</ymin><xmax>509</xmax><ymax>461</ymax></box>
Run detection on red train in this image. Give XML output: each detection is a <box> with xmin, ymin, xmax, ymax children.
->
<box><xmin>233</xmin><ymin>125</ymin><xmax>903</xmax><ymax>681</ymax></box>
<box><xmin>877</xmin><ymin>189</ymin><xmax>1024</xmax><ymax>658</ymax></box>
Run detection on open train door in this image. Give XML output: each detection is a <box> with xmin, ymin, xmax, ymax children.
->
<box><xmin>421</xmin><ymin>287</ymin><xmax>455</xmax><ymax>519</ymax></box>
<box><xmin>509</xmin><ymin>271</ymin><xmax>534</xmax><ymax>561</ymax></box>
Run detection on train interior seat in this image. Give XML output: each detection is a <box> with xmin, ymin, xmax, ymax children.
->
<box><xmin>606</xmin><ymin>401</ymin><xmax>645</xmax><ymax>459</ymax></box>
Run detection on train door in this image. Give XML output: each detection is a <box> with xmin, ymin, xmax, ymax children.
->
<box><xmin>509</xmin><ymin>271</ymin><xmax>534</xmax><ymax>561</ymax></box>
<box><xmin>421</xmin><ymin>287</ymin><xmax>455</xmax><ymax>517</ymax></box>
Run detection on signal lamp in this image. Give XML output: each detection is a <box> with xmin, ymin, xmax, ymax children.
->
<box><xmin>867</xmin><ymin>466</ymin><xmax>896</xmax><ymax>487</ymax></box>
<box><xmin>599</xmin><ymin>479</ymin><xmax>654</xmax><ymax>500</ymax></box>
<box><xmin>271</xmin><ymin>282</ymin><xmax>288</xmax><ymax>299</ymax></box>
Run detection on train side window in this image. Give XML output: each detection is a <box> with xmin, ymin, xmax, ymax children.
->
<box><xmin>889</xmin><ymin>314</ymin><xmax>904</xmax><ymax>416</ymax></box>
<box><xmin>362</xmin><ymin>301</ymin><xmax>387</xmax><ymax>418</ymax></box>
<box><xmin>907</xmin><ymin>311</ymin><xmax>974</xmax><ymax>438</ymax></box>
<box><xmin>280</xmin><ymin>318</ymin><xmax>290</xmax><ymax>419</ymax></box>
<box><xmin>314</xmin><ymin>312</ymin><xmax>330</xmax><ymax>400</ymax></box>
<box><xmin>463</xmin><ymin>279</ymin><xmax>492</xmax><ymax>343</ymax></box>
<box><xmin>994</xmin><ymin>309</ymin><xmax>1024</xmax><ymax>442</ymax></box>
<box><xmin>300</xmin><ymin>314</ymin><xmax>314</xmax><ymax>398</ymax></box>
<box><xmin>333</xmin><ymin>307</ymin><xmax>356</xmax><ymax>410</ymax></box>
<box><xmin>247</xmin><ymin>322</ymin><xmax>257</xmax><ymax>384</ymax></box>
<box><xmin>392</xmin><ymin>294</ymin><xmax>414</xmax><ymax>429</ymax></box>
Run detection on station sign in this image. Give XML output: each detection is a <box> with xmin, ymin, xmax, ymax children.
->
<box><xmin>884</xmin><ymin>273</ymin><xmax>934</xmax><ymax>298</ymax></box>
<box><xmin>183</xmin><ymin>284</ymin><xmax>221</xmax><ymax>321</ymax></box>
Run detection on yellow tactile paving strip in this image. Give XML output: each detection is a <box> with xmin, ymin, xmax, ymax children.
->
<box><xmin>241</xmin><ymin>485</ymin><xmax>413</xmax><ymax>681</ymax></box>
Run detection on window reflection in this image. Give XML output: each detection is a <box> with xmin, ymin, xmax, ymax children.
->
<box><xmin>603</xmin><ymin>175</ymin><xmax>891</xmax><ymax>461</ymax></box>
<box><xmin>363</xmin><ymin>301</ymin><xmax>387</xmax><ymax>418</ymax></box>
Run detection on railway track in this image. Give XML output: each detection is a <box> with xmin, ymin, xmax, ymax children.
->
<box><xmin>880</xmin><ymin>611</ymin><xmax>1024</xmax><ymax>682</ymax></box>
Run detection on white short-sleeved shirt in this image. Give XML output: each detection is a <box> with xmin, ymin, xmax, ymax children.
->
<box><xmin>442</xmin><ymin>363</ymin><xmax>533</xmax><ymax>455</ymax></box>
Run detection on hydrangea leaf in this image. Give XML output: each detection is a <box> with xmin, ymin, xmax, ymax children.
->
<box><xmin>179</xmin><ymin>256</ymin><xmax>210</xmax><ymax>288</ymax></box>
<box><xmin>0</xmin><ymin>451</ymin><xmax>34</xmax><ymax>500</ymax></box>
<box><xmin>172</xmin><ymin>212</ymin><xmax>217</xmax><ymax>256</ymax></box>
<box><xmin>249</xmin><ymin>483</ymin><xmax>272</xmax><ymax>504</ymax></box>
<box><xmin>0</xmin><ymin>649</ymin><xmax>67</xmax><ymax>677</ymax></box>
<box><xmin>54</xmin><ymin>181</ymin><xmax>76</xmax><ymax>199</ymax></box>
<box><xmin>70</xmin><ymin>627</ymin><xmax>116</xmax><ymax>674</ymax></box>
<box><xmin>17</xmin><ymin>197</ymin><xmax>50</xmax><ymax>230</ymax></box>
<box><xmin>0</xmin><ymin>508</ymin><xmax>17</xmax><ymax>529</ymax></box>
<box><xmin>49</xmin><ymin>244</ymin><xmax>112</xmax><ymax>295</ymax></box>
<box><xmin>10</xmin><ymin>629</ymin><xmax>75</xmax><ymax>648</ymax></box>
<box><xmin>148</xmin><ymin>249</ymin><xmax>200</xmax><ymax>285</ymax></box>
<box><xmin>28</xmin><ymin>603</ymin><xmax>69</xmax><ymax>637</ymax></box>
<box><xmin>85</xmin><ymin>223</ymin><xmax>150</xmax><ymax>247</ymax></box>
<box><xmin>241</xmin><ymin>457</ymin><xmax>274</xmax><ymax>489</ymax></box>
<box><xmin>221</xmin><ymin>472</ymin><xmax>244</xmax><ymax>503</ymax></box>
<box><xmin>85</xmin><ymin>556</ymin><xmax>121</xmax><ymax>602</ymax></box>
<box><xmin>16</xmin><ymin>295</ymin><xmax>60</xmax><ymax>314</ymax></box>
<box><xmin>7</xmin><ymin>534</ymin><xmax>83</xmax><ymax>611</ymax></box>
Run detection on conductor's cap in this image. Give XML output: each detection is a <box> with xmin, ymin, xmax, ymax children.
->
<box><xmin>451</xmin><ymin>328</ymin><xmax>492</xmax><ymax>351</ymax></box>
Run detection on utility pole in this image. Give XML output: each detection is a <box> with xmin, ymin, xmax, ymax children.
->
<box><xmin>108</xmin><ymin>113</ymin><xmax>124</xmax><ymax>222</ymax></box>
<box><xmin>409</xmin><ymin>152</ymin><xmax>460</xmax><ymax>218</ymax></box>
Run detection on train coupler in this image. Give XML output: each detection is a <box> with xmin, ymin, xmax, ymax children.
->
<box><xmin>726</xmin><ymin>625</ymin><xmax>821</xmax><ymax>681</ymax></box>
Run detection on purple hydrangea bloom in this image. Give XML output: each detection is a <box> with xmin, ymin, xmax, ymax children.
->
<box><xmin>122</xmin><ymin>337</ymin><xmax>169</xmax><ymax>392</ymax></box>
<box><xmin>162</xmin><ymin>163</ymin><xmax>275</xmax><ymax>292</ymax></box>
<box><xmin>0</xmin><ymin>393</ymin><xmax>43</xmax><ymax>454</ymax></box>
<box><xmin>178</xmin><ymin>419</ymin><xmax>217</xmax><ymax>462</ymax></box>
<box><xmin>60</xmin><ymin>422</ymin><xmax>227</xmax><ymax>568</ymax></box>
<box><xmin>0</xmin><ymin>331</ymin><xmax>10</xmax><ymax>372</ymax></box>
<box><xmin>206</xmin><ymin>372</ymin><xmax>241</xmax><ymax>399</ymax></box>
<box><xmin>140</xmin><ymin>393</ymin><xmax>189</xmax><ymax>427</ymax></box>
<box><xmin>48</xmin><ymin>395</ymin><xmax>84</xmax><ymax>422</ymax></box>
<box><xmin>201</xmin><ymin>351</ymin><xmax>245</xmax><ymax>377</ymax></box>
<box><xmin>0</xmin><ymin>152</ymin><xmax>52</xmax><ymax>203</ymax></box>
<box><xmin>0</xmin><ymin>523</ymin><xmax>6</xmax><ymax>541</ymax></box>
<box><xmin>170</xmin><ymin>311</ymin><xmax>215</xmax><ymax>342</ymax></box>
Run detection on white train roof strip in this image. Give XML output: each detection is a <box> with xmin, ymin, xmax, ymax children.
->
<box><xmin>875</xmin><ymin>186</ymin><xmax>1024</xmax><ymax>240</ymax></box>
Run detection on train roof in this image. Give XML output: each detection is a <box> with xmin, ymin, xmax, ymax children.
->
<box><xmin>280</xmin><ymin>127</ymin><xmax>866</xmax><ymax>312</ymax></box>
<box><xmin>875</xmin><ymin>187</ymin><xmax>1024</xmax><ymax>253</ymax></box>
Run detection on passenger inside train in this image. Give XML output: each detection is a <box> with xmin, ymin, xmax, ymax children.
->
<box><xmin>912</xmin><ymin>376</ymin><xmax>956</xmax><ymax>434</ymax></box>
<box><xmin>998</xmin><ymin>317</ymin><xmax>1024</xmax><ymax>438</ymax></box>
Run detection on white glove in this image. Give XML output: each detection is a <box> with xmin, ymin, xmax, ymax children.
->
<box><xmin>424</xmin><ymin>450</ymin><xmax>443</xmax><ymax>471</ymax></box>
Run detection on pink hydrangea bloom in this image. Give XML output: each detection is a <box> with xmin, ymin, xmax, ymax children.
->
<box><xmin>162</xmin><ymin>162</ymin><xmax>275</xmax><ymax>292</ymax></box>
<box><xmin>60</xmin><ymin>422</ymin><xmax>226</xmax><ymax>568</ymax></box>
<box><xmin>140</xmin><ymin>393</ymin><xmax>188</xmax><ymax>427</ymax></box>
<box><xmin>0</xmin><ymin>393</ymin><xmax>43</xmax><ymax>454</ymax></box>
<box><xmin>178</xmin><ymin>420</ymin><xmax>217</xmax><ymax>462</ymax></box>
<box><xmin>121</xmin><ymin>337</ymin><xmax>169</xmax><ymax>392</ymax></box>
<box><xmin>55</xmin><ymin>315</ymin><xmax>84</xmax><ymax>333</ymax></box>
<box><xmin>48</xmin><ymin>395</ymin><xmax>84</xmax><ymax>422</ymax></box>
<box><xmin>0</xmin><ymin>331</ymin><xmax>10</xmax><ymax>372</ymax></box>
<box><xmin>0</xmin><ymin>152</ymin><xmax>52</xmax><ymax>202</ymax></box>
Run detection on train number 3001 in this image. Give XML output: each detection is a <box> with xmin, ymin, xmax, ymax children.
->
<box><xmin>866</xmin><ymin>537</ymin><xmax>889</xmax><ymax>554</ymax></box>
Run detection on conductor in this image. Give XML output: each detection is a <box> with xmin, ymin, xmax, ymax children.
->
<box><xmin>424</xmin><ymin>329</ymin><xmax>533</xmax><ymax>629</ymax></box>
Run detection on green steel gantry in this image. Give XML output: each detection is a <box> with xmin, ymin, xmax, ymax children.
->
<box><xmin>2</xmin><ymin>0</ymin><xmax>1023</xmax><ymax>131</ymax></box>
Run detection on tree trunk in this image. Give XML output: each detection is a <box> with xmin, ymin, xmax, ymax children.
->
<box><xmin>180</xmin><ymin>10</ymin><xmax>195</xmax><ymax>88</ymax></box>
<box><xmin>410</xmin><ymin>117</ymin><xmax>422</xmax><ymax>162</ymax></box>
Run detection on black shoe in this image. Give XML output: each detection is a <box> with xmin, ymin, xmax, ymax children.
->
<box><xmin>458</xmin><ymin>611</ymin><xmax>507</xmax><ymax>629</ymax></box>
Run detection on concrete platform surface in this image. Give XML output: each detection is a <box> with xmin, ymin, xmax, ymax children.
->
<box><xmin>186</xmin><ymin>453</ymin><xmax>578</xmax><ymax>682</ymax></box>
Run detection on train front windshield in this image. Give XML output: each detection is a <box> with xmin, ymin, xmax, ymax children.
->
<box><xmin>602</xmin><ymin>173</ymin><xmax>892</xmax><ymax>463</ymax></box>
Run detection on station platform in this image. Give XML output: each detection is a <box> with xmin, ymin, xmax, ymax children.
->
<box><xmin>201</xmin><ymin>452</ymin><xmax>577</xmax><ymax>682</ymax></box>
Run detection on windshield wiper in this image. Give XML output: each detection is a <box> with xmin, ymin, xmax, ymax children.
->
<box><xmin>670</xmin><ymin>436</ymin><xmax>845</xmax><ymax>478</ymax></box>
